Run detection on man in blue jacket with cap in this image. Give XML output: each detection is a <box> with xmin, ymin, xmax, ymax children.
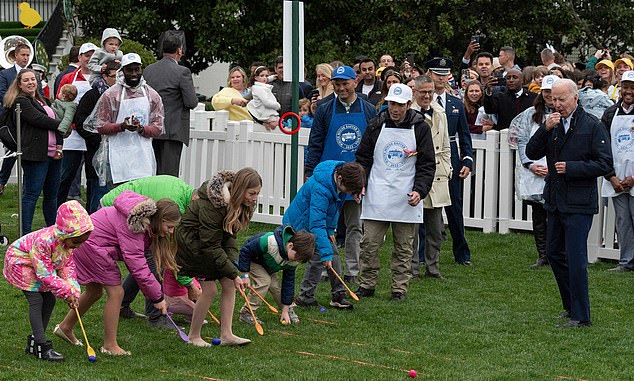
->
<box><xmin>305</xmin><ymin>65</ymin><xmax>376</xmax><ymax>285</ymax></box>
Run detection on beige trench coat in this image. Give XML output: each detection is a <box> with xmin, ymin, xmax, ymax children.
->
<box><xmin>421</xmin><ymin>101</ymin><xmax>452</xmax><ymax>209</ymax></box>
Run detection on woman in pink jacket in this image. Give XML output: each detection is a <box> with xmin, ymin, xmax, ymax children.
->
<box><xmin>55</xmin><ymin>190</ymin><xmax>181</xmax><ymax>355</ymax></box>
<box><xmin>3</xmin><ymin>201</ymin><xmax>93</xmax><ymax>362</ymax></box>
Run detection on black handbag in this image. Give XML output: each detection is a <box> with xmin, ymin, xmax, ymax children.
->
<box><xmin>0</xmin><ymin>108</ymin><xmax>17</xmax><ymax>152</ymax></box>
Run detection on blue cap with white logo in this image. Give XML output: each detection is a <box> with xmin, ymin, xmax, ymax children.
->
<box><xmin>332</xmin><ymin>65</ymin><xmax>356</xmax><ymax>80</ymax></box>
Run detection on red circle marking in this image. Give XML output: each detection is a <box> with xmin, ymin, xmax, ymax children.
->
<box><xmin>278</xmin><ymin>112</ymin><xmax>302</xmax><ymax>135</ymax></box>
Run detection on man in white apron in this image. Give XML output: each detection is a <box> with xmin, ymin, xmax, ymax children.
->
<box><xmin>601</xmin><ymin>71</ymin><xmax>634</xmax><ymax>272</ymax></box>
<box><xmin>94</xmin><ymin>53</ymin><xmax>164</xmax><ymax>187</ymax></box>
<box><xmin>355</xmin><ymin>84</ymin><xmax>435</xmax><ymax>301</ymax></box>
<box><xmin>56</xmin><ymin>43</ymin><xmax>98</xmax><ymax>206</ymax></box>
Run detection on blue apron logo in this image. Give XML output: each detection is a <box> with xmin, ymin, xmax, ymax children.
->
<box><xmin>336</xmin><ymin>124</ymin><xmax>362</xmax><ymax>151</ymax></box>
<box><xmin>382</xmin><ymin>141</ymin><xmax>408</xmax><ymax>169</ymax></box>
<box><xmin>615</xmin><ymin>126</ymin><xmax>633</xmax><ymax>153</ymax></box>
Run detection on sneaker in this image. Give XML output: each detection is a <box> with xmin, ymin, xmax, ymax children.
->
<box><xmin>608</xmin><ymin>265</ymin><xmax>631</xmax><ymax>272</ymax></box>
<box><xmin>531</xmin><ymin>257</ymin><xmax>549</xmax><ymax>268</ymax></box>
<box><xmin>120</xmin><ymin>306</ymin><xmax>146</xmax><ymax>319</ymax></box>
<box><xmin>330</xmin><ymin>292</ymin><xmax>353</xmax><ymax>310</ymax></box>
<box><xmin>294</xmin><ymin>296</ymin><xmax>319</xmax><ymax>308</ymax></box>
<box><xmin>288</xmin><ymin>307</ymin><xmax>300</xmax><ymax>324</ymax></box>
<box><xmin>355</xmin><ymin>286</ymin><xmax>375</xmax><ymax>298</ymax></box>
<box><xmin>391</xmin><ymin>292</ymin><xmax>406</xmax><ymax>302</ymax></box>
<box><xmin>148</xmin><ymin>316</ymin><xmax>180</xmax><ymax>331</ymax></box>
<box><xmin>239</xmin><ymin>309</ymin><xmax>263</xmax><ymax>325</ymax></box>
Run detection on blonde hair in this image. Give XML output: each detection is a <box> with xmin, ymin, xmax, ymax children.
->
<box><xmin>315</xmin><ymin>63</ymin><xmax>334</xmax><ymax>98</ymax></box>
<box><xmin>227</xmin><ymin>66</ymin><xmax>247</xmax><ymax>89</ymax></box>
<box><xmin>150</xmin><ymin>198</ymin><xmax>181</xmax><ymax>278</ymax></box>
<box><xmin>59</xmin><ymin>84</ymin><xmax>78</xmax><ymax>102</ymax></box>
<box><xmin>3</xmin><ymin>69</ymin><xmax>45</xmax><ymax>108</ymax></box>
<box><xmin>224</xmin><ymin>167</ymin><xmax>262</xmax><ymax>235</ymax></box>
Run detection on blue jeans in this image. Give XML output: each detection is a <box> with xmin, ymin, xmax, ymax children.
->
<box><xmin>22</xmin><ymin>158</ymin><xmax>62</xmax><ymax>235</ymax></box>
<box><xmin>86</xmin><ymin>178</ymin><xmax>108</xmax><ymax>214</ymax></box>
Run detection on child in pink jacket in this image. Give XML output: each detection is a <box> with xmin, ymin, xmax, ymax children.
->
<box><xmin>3</xmin><ymin>201</ymin><xmax>93</xmax><ymax>362</ymax></box>
<box><xmin>55</xmin><ymin>190</ymin><xmax>181</xmax><ymax>356</ymax></box>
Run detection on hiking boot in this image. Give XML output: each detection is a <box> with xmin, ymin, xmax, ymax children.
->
<box><xmin>330</xmin><ymin>292</ymin><xmax>353</xmax><ymax>310</ymax></box>
<box><xmin>120</xmin><ymin>306</ymin><xmax>146</xmax><ymax>319</ymax></box>
<box><xmin>355</xmin><ymin>286</ymin><xmax>375</xmax><ymax>298</ymax></box>
<box><xmin>391</xmin><ymin>292</ymin><xmax>406</xmax><ymax>302</ymax></box>
<box><xmin>294</xmin><ymin>296</ymin><xmax>319</xmax><ymax>308</ymax></box>
<box><xmin>35</xmin><ymin>341</ymin><xmax>64</xmax><ymax>362</ymax></box>
<box><xmin>239</xmin><ymin>309</ymin><xmax>263</xmax><ymax>325</ymax></box>
<box><xmin>288</xmin><ymin>307</ymin><xmax>300</xmax><ymax>324</ymax></box>
<box><xmin>25</xmin><ymin>335</ymin><xmax>35</xmax><ymax>356</ymax></box>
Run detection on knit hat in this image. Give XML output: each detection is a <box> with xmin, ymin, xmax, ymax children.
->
<box><xmin>54</xmin><ymin>200</ymin><xmax>94</xmax><ymax>239</ymax></box>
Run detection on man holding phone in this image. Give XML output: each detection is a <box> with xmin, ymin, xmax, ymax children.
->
<box><xmin>95</xmin><ymin>53</ymin><xmax>164</xmax><ymax>187</ymax></box>
<box><xmin>483</xmin><ymin>68</ymin><xmax>536</xmax><ymax>131</ymax></box>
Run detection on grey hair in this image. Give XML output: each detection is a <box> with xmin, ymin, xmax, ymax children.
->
<box><xmin>553</xmin><ymin>78</ymin><xmax>578</xmax><ymax>96</ymax></box>
<box><xmin>414</xmin><ymin>74</ymin><xmax>434</xmax><ymax>88</ymax></box>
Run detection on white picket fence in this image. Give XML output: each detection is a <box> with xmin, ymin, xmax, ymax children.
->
<box><xmin>0</xmin><ymin>109</ymin><xmax>620</xmax><ymax>261</ymax></box>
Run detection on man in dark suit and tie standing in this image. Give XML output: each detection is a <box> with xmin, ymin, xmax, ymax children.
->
<box><xmin>527</xmin><ymin>78</ymin><xmax>612</xmax><ymax>328</ymax></box>
<box><xmin>426</xmin><ymin>58</ymin><xmax>474</xmax><ymax>265</ymax></box>
<box><xmin>144</xmin><ymin>32</ymin><xmax>198</xmax><ymax>176</ymax></box>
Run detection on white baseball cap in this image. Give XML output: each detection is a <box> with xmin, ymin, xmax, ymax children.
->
<box><xmin>121</xmin><ymin>52</ymin><xmax>142</xmax><ymax>67</ymax></box>
<box><xmin>540</xmin><ymin>75</ymin><xmax>559</xmax><ymax>90</ymax></box>
<box><xmin>384</xmin><ymin>83</ymin><xmax>412</xmax><ymax>104</ymax></box>
<box><xmin>621</xmin><ymin>70</ymin><xmax>634</xmax><ymax>83</ymax></box>
<box><xmin>79</xmin><ymin>43</ymin><xmax>98</xmax><ymax>55</ymax></box>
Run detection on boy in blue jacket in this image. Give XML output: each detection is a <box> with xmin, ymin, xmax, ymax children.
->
<box><xmin>283</xmin><ymin>160</ymin><xmax>366</xmax><ymax>309</ymax></box>
<box><xmin>238</xmin><ymin>225</ymin><xmax>315</xmax><ymax>324</ymax></box>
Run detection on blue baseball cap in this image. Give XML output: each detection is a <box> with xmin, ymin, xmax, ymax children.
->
<box><xmin>332</xmin><ymin>65</ymin><xmax>356</xmax><ymax>80</ymax></box>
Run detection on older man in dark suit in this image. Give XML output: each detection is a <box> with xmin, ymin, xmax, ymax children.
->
<box><xmin>527</xmin><ymin>78</ymin><xmax>612</xmax><ymax>328</ymax></box>
<box><xmin>144</xmin><ymin>32</ymin><xmax>198</xmax><ymax>176</ymax></box>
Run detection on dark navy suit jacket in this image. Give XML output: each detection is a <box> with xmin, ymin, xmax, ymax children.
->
<box><xmin>444</xmin><ymin>93</ymin><xmax>474</xmax><ymax>173</ymax></box>
<box><xmin>526</xmin><ymin>106</ymin><xmax>613</xmax><ymax>214</ymax></box>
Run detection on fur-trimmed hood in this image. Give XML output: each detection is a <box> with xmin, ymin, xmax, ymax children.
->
<box><xmin>197</xmin><ymin>170</ymin><xmax>236</xmax><ymax>208</ymax></box>
<box><xmin>113</xmin><ymin>190</ymin><xmax>157</xmax><ymax>233</ymax></box>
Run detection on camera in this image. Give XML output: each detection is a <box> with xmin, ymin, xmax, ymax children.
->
<box><xmin>471</xmin><ymin>34</ymin><xmax>480</xmax><ymax>44</ymax></box>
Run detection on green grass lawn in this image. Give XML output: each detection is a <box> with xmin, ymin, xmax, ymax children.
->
<box><xmin>1</xmin><ymin>185</ymin><xmax>633</xmax><ymax>380</ymax></box>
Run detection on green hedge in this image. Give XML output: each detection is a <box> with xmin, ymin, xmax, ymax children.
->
<box><xmin>0</xmin><ymin>28</ymin><xmax>42</xmax><ymax>36</ymax></box>
<box><xmin>0</xmin><ymin>21</ymin><xmax>45</xmax><ymax>29</ymax></box>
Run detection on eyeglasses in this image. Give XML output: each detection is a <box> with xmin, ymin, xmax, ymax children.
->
<box><xmin>106</xmin><ymin>73</ymin><xmax>117</xmax><ymax>78</ymax></box>
<box><xmin>414</xmin><ymin>89</ymin><xmax>434</xmax><ymax>95</ymax></box>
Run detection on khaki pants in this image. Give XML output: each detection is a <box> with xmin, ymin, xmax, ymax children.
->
<box><xmin>358</xmin><ymin>220</ymin><xmax>417</xmax><ymax>294</ymax></box>
<box><xmin>240</xmin><ymin>263</ymin><xmax>282</xmax><ymax>313</ymax></box>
